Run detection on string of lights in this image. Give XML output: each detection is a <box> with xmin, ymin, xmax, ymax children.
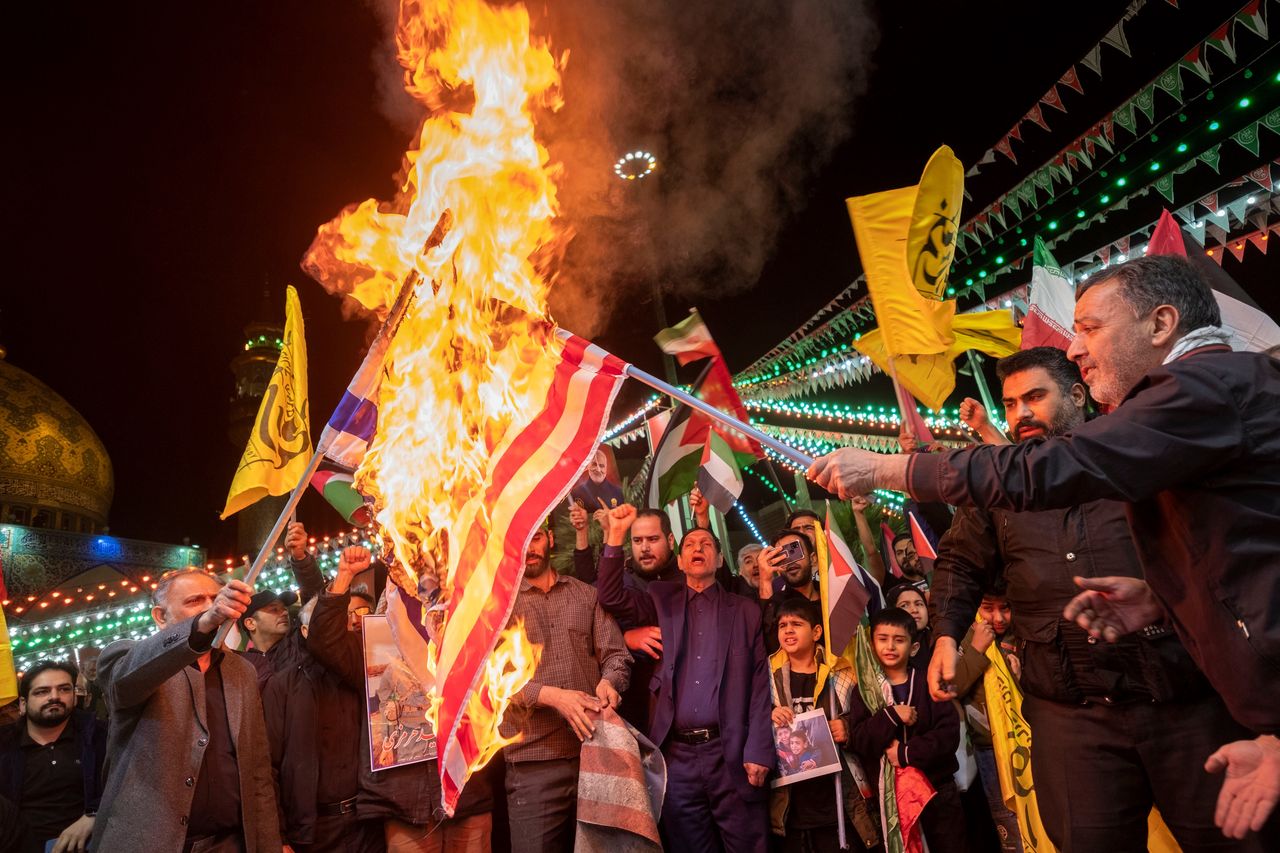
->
<box><xmin>603</xmin><ymin>395</ymin><xmax>661</xmax><ymax>441</ymax></box>
<box><xmin>733</xmin><ymin>502</ymin><xmax>768</xmax><ymax>545</ymax></box>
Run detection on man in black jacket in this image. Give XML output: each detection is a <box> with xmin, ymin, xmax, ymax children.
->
<box><xmin>262</xmin><ymin>593</ymin><xmax>382</xmax><ymax>852</ymax></box>
<box><xmin>810</xmin><ymin>255</ymin><xmax>1280</xmax><ymax>840</ymax></box>
<box><xmin>307</xmin><ymin>545</ymin><xmax>495</xmax><ymax>851</ymax></box>
<box><xmin>928</xmin><ymin>347</ymin><xmax>1254</xmax><ymax>852</ymax></box>
<box><xmin>0</xmin><ymin>661</ymin><xmax>107</xmax><ymax>853</ymax></box>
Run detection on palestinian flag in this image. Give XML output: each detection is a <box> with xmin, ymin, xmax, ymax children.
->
<box><xmin>648</xmin><ymin>404</ymin><xmax>711</xmax><ymax>511</ymax></box>
<box><xmin>653</xmin><ymin>308</ymin><xmax>721</xmax><ymax>365</ymax></box>
<box><xmin>310</xmin><ymin>465</ymin><xmax>375</xmax><ymax>527</ymax></box>
<box><xmin>823</xmin><ymin>504</ymin><xmax>876</xmax><ymax>656</ymax></box>
<box><xmin>696</xmin><ymin>429</ymin><xmax>743</xmax><ymax>513</ymax></box>
<box><xmin>908</xmin><ymin>511</ymin><xmax>938</xmax><ymax>583</ymax></box>
<box><xmin>881</xmin><ymin>521</ymin><xmax>904</xmax><ymax>579</ymax></box>
<box><xmin>1023</xmin><ymin>237</ymin><xmax>1075</xmax><ymax>351</ymax></box>
<box><xmin>1147</xmin><ymin>208</ymin><xmax>1280</xmax><ymax>353</ymax></box>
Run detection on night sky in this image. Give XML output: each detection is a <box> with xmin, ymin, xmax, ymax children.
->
<box><xmin>5</xmin><ymin>1</ymin><xmax>1277</xmax><ymax>555</ymax></box>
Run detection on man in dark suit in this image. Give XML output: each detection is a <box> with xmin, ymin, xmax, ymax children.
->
<box><xmin>596</xmin><ymin>504</ymin><xmax>774</xmax><ymax>853</ymax></box>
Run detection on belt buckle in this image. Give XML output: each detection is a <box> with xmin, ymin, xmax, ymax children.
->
<box><xmin>684</xmin><ymin>727</ymin><xmax>712</xmax><ymax>744</ymax></box>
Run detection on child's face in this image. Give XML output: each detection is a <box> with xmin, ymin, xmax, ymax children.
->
<box><xmin>777</xmin><ymin>614</ymin><xmax>820</xmax><ymax>656</ymax></box>
<box><xmin>896</xmin><ymin>590</ymin><xmax>929</xmax><ymax>631</ymax></box>
<box><xmin>873</xmin><ymin>623</ymin><xmax>913</xmax><ymax>671</ymax></box>
<box><xmin>789</xmin><ymin>735</ymin><xmax>806</xmax><ymax>755</ymax></box>
<box><xmin>777</xmin><ymin>727</ymin><xmax>791</xmax><ymax>747</ymax></box>
<box><xmin>977</xmin><ymin>596</ymin><xmax>1012</xmax><ymax>636</ymax></box>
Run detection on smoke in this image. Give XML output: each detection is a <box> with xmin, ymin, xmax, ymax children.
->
<box><xmin>360</xmin><ymin>0</ymin><xmax>878</xmax><ymax>336</ymax></box>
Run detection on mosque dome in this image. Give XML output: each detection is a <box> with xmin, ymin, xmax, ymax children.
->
<box><xmin>0</xmin><ymin>352</ymin><xmax>114</xmax><ymax>532</ymax></box>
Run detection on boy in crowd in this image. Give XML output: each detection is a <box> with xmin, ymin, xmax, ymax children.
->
<box><xmin>847</xmin><ymin>608</ymin><xmax>967</xmax><ymax>853</ymax></box>
<box><xmin>769</xmin><ymin>598</ymin><xmax>880</xmax><ymax>851</ymax></box>
<box><xmin>950</xmin><ymin>585</ymin><xmax>1021</xmax><ymax>853</ymax></box>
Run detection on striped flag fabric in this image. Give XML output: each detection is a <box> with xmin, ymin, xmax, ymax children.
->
<box><xmin>1022</xmin><ymin>237</ymin><xmax>1075</xmax><ymax>351</ymax></box>
<box><xmin>696</xmin><ymin>430</ymin><xmax>743</xmax><ymax>513</ymax></box>
<box><xmin>908</xmin><ymin>511</ymin><xmax>938</xmax><ymax>583</ymax></box>
<box><xmin>647</xmin><ymin>404</ymin><xmax>711</xmax><ymax>511</ymax></box>
<box><xmin>881</xmin><ymin>522</ymin><xmax>904</xmax><ymax>579</ymax></box>
<box><xmin>315</xmin><ymin>279</ymin><xmax>417</xmax><ymax>469</ymax></box>
<box><xmin>1147</xmin><ymin>208</ymin><xmax>1280</xmax><ymax>353</ymax></box>
<box><xmin>653</xmin><ymin>308</ymin><xmax>720</xmax><ymax>365</ymax></box>
<box><xmin>823</xmin><ymin>504</ymin><xmax>874</xmax><ymax>657</ymax></box>
<box><xmin>309</xmin><ymin>466</ymin><xmax>375</xmax><ymax>527</ymax></box>
<box><xmin>435</xmin><ymin>330</ymin><xmax>627</xmax><ymax>814</ymax></box>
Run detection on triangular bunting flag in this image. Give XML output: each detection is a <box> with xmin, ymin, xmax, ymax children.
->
<box><xmin>1098</xmin><ymin>245</ymin><xmax>1111</xmax><ymax>266</ymax></box>
<box><xmin>1113</xmin><ymin>100</ymin><xmax>1138</xmax><ymax>135</ymax></box>
<box><xmin>1103</xmin><ymin>116</ymin><xmax>1116</xmax><ymax>142</ymax></box>
<box><xmin>1059</xmin><ymin>66</ymin><xmax>1085</xmax><ymax>95</ymax></box>
<box><xmin>1204</xmin><ymin>22</ymin><xmax>1237</xmax><ymax>63</ymax></box>
<box><xmin>1200</xmin><ymin>192</ymin><xmax>1219</xmax><ymax>214</ymax></box>
<box><xmin>994</xmin><ymin>136</ymin><xmax>1017</xmax><ymax>164</ymax></box>
<box><xmin>1085</xmin><ymin>136</ymin><xmax>1097</xmax><ymax>159</ymax></box>
<box><xmin>1180</xmin><ymin>45</ymin><xmax>1212</xmax><ymax>83</ymax></box>
<box><xmin>1133</xmin><ymin>84</ymin><xmax>1157</xmax><ymax>122</ymax></box>
<box><xmin>1187</xmin><ymin>220</ymin><xmax>1207</xmax><ymax>246</ymax></box>
<box><xmin>1175</xmin><ymin>205</ymin><xmax>1196</xmax><ymax>223</ymax></box>
<box><xmin>1234</xmin><ymin>0</ymin><xmax>1268</xmax><ymax>40</ymax></box>
<box><xmin>1155</xmin><ymin>66</ymin><xmax>1184</xmax><ymax>104</ymax></box>
<box><xmin>1102</xmin><ymin>19</ymin><xmax>1132</xmax><ymax>56</ymax></box>
<box><xmin>1018</xmin><ymin>181</ymin><xmax>1037</xmax><ymax>208</ymax></box>
<box><xmin>1247</xmin><ymin>164</ymin><xmax>1273</xmax><ymax>191</ymax></box>
<box><xmin>1008</xmin><ymin>122</ymin><xmax>1024</xmax><ymax>142</ymax></box>
<box><xmin>1226</xmin><ymin>196</ymin><xmax>1251</xmax><ymax>226</ymax></box>
<box><xmin>1200</xmin><ymin>144</ymin><xmax>1222</xmax><ymax>174</ymax></box>
<box><xmin>1226</xmin><ymin>240</ymin><xmax>1246</xmax><ymax>263</ymax></box>
<box><xmin>1080</xmin><ymin>44</ymin><xmax>1104</xmax><ymax>76</ymax></box>
<box><xmin>990</xmin><ymin>200</ymin><xmax>1007</xmax><ymax>229</ymax></box>
<box><xmin>1232</xmin><ymin>123</ymin><xmax>1261</xmax><ymax>156</ymax></box>
<box><xmin>1207</xmin><ymin>246</ymin><xmax>1224</xmax><ymax>265</ymax></box>
<box><xmin>1005</xmin><ymin>192</ymin><xmax>1022</xmax><ymax>220</ymax></box>
<box><xmin>1041</xmin><ymin>84</ymin><xmax>1067</xmax><ymax>113</ymax></box>
<box><xmin>1260</xmin><ymin>108</ymin><xmax>1280</xmax><ymax>136</ymax></box>
<box><xmin>1026</xmin><ymin>102</ymin><xmax>1050</xmax><ymax>132</ymax></box>
<box><xmin>1247</xmin><ymin>231</ymin><xmax>1270</xmax><ymax>254</ymax></box>
<box><xmin>1155</xmin><ymin>173</ymin><xmax>1176</xmax><ymax>203</ymax></box>
<box><xmin>1114</xmin><ymin>236</ymin><xmax>1130</xmax><ymax>255</ymax></box>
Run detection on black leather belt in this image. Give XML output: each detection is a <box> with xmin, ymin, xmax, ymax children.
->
<box><xmin>671</xmin><ymin>725</ymin><xmax>720</xmax><ymax>745</ymax></box>
<box><xmin>318</xmin><ymin>796</ymin><xmax>358</xmax><ymax>816</ymax></box>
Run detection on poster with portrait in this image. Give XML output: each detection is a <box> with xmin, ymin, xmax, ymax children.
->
<box><xmin>772</xmin><ymin>708</ymin><xmax>842</xmax><ymax>787</ymax></box>
<box><xmin>362</xmin><ymin>614</ymin><xmax>436</xmax><ymax>771</ymax></box>
<box><xmin>570</xmin><ymin>444</ymin><xmax>624</xmax><ymax>511</ymax></box>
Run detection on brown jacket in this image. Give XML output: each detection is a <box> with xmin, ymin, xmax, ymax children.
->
<box><xmin>93</xmin><ymin>617</ymin><xmax>280</xmax><ymax>851</ymax></box>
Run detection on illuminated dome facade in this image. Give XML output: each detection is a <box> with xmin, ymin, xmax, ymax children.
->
<box><xmin>0</xmin><ymin>353</ymin><xmax>114</xmax><ymax>532</ymax></box>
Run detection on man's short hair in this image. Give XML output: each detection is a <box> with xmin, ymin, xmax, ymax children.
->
<box><xmin>869</xmin><ymin>606</ymin><xmax>917</xmax><ymax>641</ymax></box>
<box><xmin>20</xmin><ymin>660</ymin><xmax>78</xmax><ymax>701</ymax></box>
<box><xmin>635</xmin><ymin>508</ymin><xmax>673</xmax><ymax>536</ymax></box>
<box><xmin>777</xmin><ymin>596</ymin><xmax>821</xmax><ymax>628</ymax></box>
<box><xmin>784</xmin><ymin>509</ymin><xmax>820</xmax><ymax>529</ymax></box>
<box><xmin>770</xmin><ymin>528</ymin><xmax>813</xmax><ymax>556</ymax></box>
<box><xmin>1078</xmin><ymin>255</ymin><xmax>1220</xmax><ymax>334</ymax></box>
<box><xmin>152</xmin><ymin>567</ymin><xmax>220</xmax><ymax>608</ymax></box>
<box><xmin>996</xmin><ymin>346</ymin><xmax>1084</xmax><ymax>395</ymax></box>
<box><xmin>891</xmin><ymin>532</ymin><xmax>913</xmax><ymax>550</ymax></box>
<box><xmin>350</xmin><ymin>585</ymin><xmax>375</xmax><ymax>606</ymax></box>
<box><xmin>737</xmin><ymin>543</ymin><xmax>763</xmax><ymax>563</ymax></box>
<box><xmin>679</xmin><ymin>526</ymin><xmax>722</xmax><ymax>555</ymax></box>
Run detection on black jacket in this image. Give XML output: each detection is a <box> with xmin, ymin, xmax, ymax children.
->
<box><xmin>909</xmin><ymin>346</ymin><xmax>1280</xmax><ymax>733</ymax></box>
<box><xmin>931</xmin><ymin>499</ymin><xmax>1213</xmax><ymax>705</ymax></box>
<box><xmin>0</xmin><ymin>709</ymin><xmax>107</xmax><ymax>819</ymax></box>
<box><xmin>261</xmin><ymin>648</ymin><xmax>363</xmax><ymax>846</ymax></box>
<box><xmin>844</xmin><ymin>667</ymin><xmax>959</xmax><ymax>789</ymax></box>
<box><xmin>306</xmin><ymin>590</ymin><xmax>494</xmax><ymax>824</ymax></box>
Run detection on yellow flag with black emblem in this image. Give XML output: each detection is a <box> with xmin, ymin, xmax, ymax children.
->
<box><xmin>847</xmin><ymin>146</ymin><xmax>1022</xmax><ymax>411</ymax></box>
<box><xmin>221</xmin><ymin>286</ymin><xmax>312</xmax><ymax>518</ymax></box>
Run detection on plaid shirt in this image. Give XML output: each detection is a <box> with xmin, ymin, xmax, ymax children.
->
<box><xmin>500</xmin><ymin>573</ymin><xmax>631</xmax><ymax>762</ymax></box>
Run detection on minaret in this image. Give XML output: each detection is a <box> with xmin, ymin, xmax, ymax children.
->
<box><xmin>228</xmin><ymin>287</ymin><xmax>288</xmax><ymax>556</ymax></box>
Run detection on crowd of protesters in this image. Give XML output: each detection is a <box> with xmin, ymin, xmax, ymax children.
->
<box><xmin>1</xmin><ymin>255</ymin><xmax>1277</xmax><ymax>853</ymax></box>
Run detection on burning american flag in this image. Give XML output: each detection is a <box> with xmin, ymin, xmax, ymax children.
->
<box><xmin>303</xmin><ymin>0</ymin><xmax>619</xmax><ymax>813</ymax></box>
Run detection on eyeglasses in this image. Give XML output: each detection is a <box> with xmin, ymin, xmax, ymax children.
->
<box><xmin>350</xmin><ymin>606</ymin><xmax>373</xmax><ymax>617</ymax></box>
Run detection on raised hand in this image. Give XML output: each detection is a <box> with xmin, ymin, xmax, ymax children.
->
<box><xmin>196</xmin><ymin>579</ymin><xmax>254</xmax><ymax>633</ymax></box>
<box><xmin>569</xmin><ymin>502</ymin><xmax>588</xmax><ymax>531</ymax></box>
<box><xmin>959</xmin><ymin>397</ymin><xmax>989</xmax><ymax>432</ymax></box>
<box><xmin>603</xmin><ymin>503</ymin><xmax>637</xmax><ymax>547</ymax></box>
<box><xmin>285</xmin><ymin>522</ymin><xmax>309</xmax><ymax>561</ymax></box>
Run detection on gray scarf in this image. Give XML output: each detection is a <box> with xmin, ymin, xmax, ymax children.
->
<box><xmin>1163</xmin><ymin>325</ymin><xmax>1232</xmax><ymax>364</ymax></box>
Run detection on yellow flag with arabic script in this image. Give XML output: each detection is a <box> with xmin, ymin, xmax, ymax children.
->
<box><xmin>853</xmin><ymin>310</ymin><xmax>1022</xmax><ymax>412</ymax></box>
<box><xmin>221</xmin><ymin>286</ymin><xmax>312</xmax><ymax>518</ymax></box>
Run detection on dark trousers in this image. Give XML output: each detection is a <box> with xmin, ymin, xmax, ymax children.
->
<box><xmin>304</xmin><ymin>812</ymin><xmax>384</xmax><ymax>852</ymax></box>
<box><xmin>662</xmin><ymin>738</ymin><xmax>768</xmax><ymax>853</ymax></box>
<box><xmin>779</xmin><ymin>825</ymin><xmax>842</xmax><ymax>853</ymax></box>
<box><xmin>974</xmin><ymin>746</ymin><xmax>1020</xmax><ymax>852</ymax></box>
<box><xmin>918</xmin><ymin>780</ymin><xmax>969</xmax><ymax>853</ymax></box>
<box><xmin>505</xmin><ymin>756</ymin><xmax>579</xmax><ymax>853</ymax></box>
<box><xmin>1024</xmin><ymin>691</ymin><xmax>1272</xmax><ymax>852</ymax></box>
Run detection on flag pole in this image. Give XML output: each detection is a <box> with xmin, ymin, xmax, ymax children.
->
<box><xmin>830</xmin><ymin>685</ymin><xmax>850</xmax><ymax>850</ymax></box>
<box><xmin>621</xmin><ymin>362</ymin><xmax>814</xmax><ymax>469</ymax></box>
<box><xmin>965</xmin><ymin>351</ymin><xmax>999</xmax><ymax>419</ymax></box>
<box><xmin>213</xmin><ymin>449</ymin><xmax>324</xmax><ymax>648</ymax></box>
<box><xmin>886</xmin><ymin>358</ymin><xmax>913</xmax><ymax>440</ymax></box>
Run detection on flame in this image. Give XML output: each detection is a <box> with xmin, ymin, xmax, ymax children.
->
<box><xmin>305</xmin><ymin>0</ymin><xmax>564</xmax><ymax>786</ymax></box>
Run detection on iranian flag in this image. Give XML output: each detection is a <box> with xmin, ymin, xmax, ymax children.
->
<box><xmin>653</xmin><ymin>308</ymin><xmax>720</xmax><ymax>365</ymax></box>
<box><xmin>1147</xmin><ymin>208</ymin><xmax>1280</xmax><ymax>353</ymax></box>
<box><xmin>696</xmin><ymin>429</ymin><xmax>743</xmax><ymax>513</ymax></box>
<box><xmin>1022</xmin><ymin>237</ymin><xmax>1075</xmax><ymax>351</ymax></box>
<box><xmin>309</xmin><ymin>465</ymin><xmax>375</xmax><ymax>527</ymax></box>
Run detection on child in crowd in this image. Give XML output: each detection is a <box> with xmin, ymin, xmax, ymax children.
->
<box><xmin>885</xmin><ymin>584</ymin><xmax>933</xmax><ymax>672</ymax></box>
<box><xmin>847</xmin><ymin>607</ymin><xmax>968</xmax><ymax>853</ymax></box>
<box><xmin>769</xmin><ymin>598</ymin><xmax>882</xmax><ymax>852</ymax></box>
<box><xmin>951</xmin><ymin>584</ymin><xmax>1022</xmax><ymax>853</ymax></box>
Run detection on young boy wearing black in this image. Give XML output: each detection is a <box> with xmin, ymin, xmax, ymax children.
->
<box><xmin>846</xmin><ymin>607</ymin><xmax>968</xmax><ymax>853</ymax></box>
